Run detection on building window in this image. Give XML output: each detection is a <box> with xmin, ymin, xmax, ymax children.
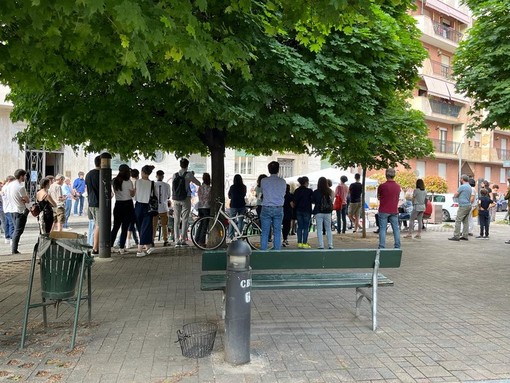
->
<box><xmin>500</xmin><ymin>168</ymin><xmax>507</xmax><ymax>184</ymax></box>
<box><xmin>485</xmin><ymin>167</ymin><xmax>491</xmax><ymax>182</ymax></box>
<box><xmin>438</xmin><ymin>163</ymin><xmax>447</xmax><ymax>179</ymax></box>
<box><xmin>234</xmin><ymin>151</ymin><xmax>254</xmax><ymax>175</ymax></box>
<box><xmin>277</xmin><ymin>158</ymin><xmax>294</xmax><ymax>179</ymax></box>
<box><xmin>416</xmin><ymin>161</ymin><xmax>426</xmax><ymax>178</ymax></box>
<box><xmin>439</xmin><ymin>129</ymin><xmax>447</xmax><ymax>153</ymax></box>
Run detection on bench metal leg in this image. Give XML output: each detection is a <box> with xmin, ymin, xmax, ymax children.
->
<box><xmin>355</xmin><ymin>287</ymin><xmax>378</xmax><ymax>331</ymax></box>
<box><xmin>20</xmin><ymin>244</ymin><xmax>39</xmax><ymax>349</ymax></box>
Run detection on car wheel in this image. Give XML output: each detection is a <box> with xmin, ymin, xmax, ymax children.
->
<box><xmin>442</xmin><ymin>209</ymin><xmax>451</xmax><ymax>222</ymax></box>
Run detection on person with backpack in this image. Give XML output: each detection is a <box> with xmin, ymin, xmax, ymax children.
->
<box><xmin>172</xmin><ymin>158</ymin><xmax>201</xmax><ymax>247</ymax></box>
<box><xmin>312</xmin><ymin>177</ymin><xmax>334</xmax><ymax>249</ymax></box>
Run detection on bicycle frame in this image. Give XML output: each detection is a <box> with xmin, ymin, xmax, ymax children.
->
<box><xmin>210</xmin><ymin>201</ymin><xmax>248</xmax><ymax>240</ymax></box>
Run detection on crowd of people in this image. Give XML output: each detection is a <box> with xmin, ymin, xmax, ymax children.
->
<box><xmin>1</xmin><ymin>158</ymin><xmax>510</xmax><ymax>256</ymax></box>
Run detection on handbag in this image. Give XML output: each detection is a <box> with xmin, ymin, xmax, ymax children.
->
<box><xmin>333</xmin><ymin>194</ymin><xmax>343</xmax><ymax>211</ymax></box>
<box><xmin>30</xmin><ymin>203</ymin><xmax>41</xmax><ymax>217</ymax></box>
<box><xmin>148</xmin><ymin>181</ymin><xmax>159</xmax><ymax>216</ymax></box>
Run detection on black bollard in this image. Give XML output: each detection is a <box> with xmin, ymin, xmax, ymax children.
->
<box><xmin>224</xmin><ymin>240</ymin><xmax>252</xmax><ymax>365</ymax></box>
<box><xmin>99</xmin><ymin>152</ymin><xmax>112</xmax><ymax>258</ymax></box>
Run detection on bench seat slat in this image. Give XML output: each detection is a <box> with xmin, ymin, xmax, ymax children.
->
<box><xmin>200</xmin><ymin>273</ymin><xmax>394</xmax><ymax>291</ymax></box>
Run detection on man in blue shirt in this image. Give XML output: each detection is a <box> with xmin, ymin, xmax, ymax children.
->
<box><xmin>72</xmin><ymin>171</ymin><xmax>86</xmax><ymax>216</ymax></box>
<box><xmin>260</xmin><ymin>161</ymin><xmax>286</xmax><ymax>250</ymax></box>
<box><xmin>449</xmin><ymin>174</ymin><xmax>474</xmax><ymax>241</ymax></box>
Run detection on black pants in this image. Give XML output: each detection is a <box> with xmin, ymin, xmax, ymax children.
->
<box><xmin>111</xmin><ymin>200</ymin><xmax>135</xmax><ymax>248</ymax></box>
<box><xmin>11</xmin><ymin>211</ymin><xmax>28</xmax><ymax>253</ymax></box>
<box><xmin>335</xmin><ymin>206</ymin><xmax>347</xmax><ymax>233</ymax></box>
<box><xmin>479</xmin><ymin>211</ymin><xmax>490</xmax><ymax>237</ymax></box>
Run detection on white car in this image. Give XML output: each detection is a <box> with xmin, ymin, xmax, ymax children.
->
<box><xmin>427</xmin><ymin>193</ymin><xmax>459</xmax><ymax>222</ymax></box>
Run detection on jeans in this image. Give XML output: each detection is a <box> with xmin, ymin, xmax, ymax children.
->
<box><xmin>479</xmin><ymin>211</ymin><xmax>490</xmax><ymax>237</ymax></box>
<box><xmin>315</xmin><ymin>213</ymin><xmax>333</xmax><ymax>248</ymax></box>
<box><xmin>454</xmin><ymin>205</ymin><xmax>471</xmax><ymax>238</ymax></box>
<box><xmin>296</xmin><ymin>210</ymin><xmax>311</xmax><ymax>245</ymax></box>
<box><xmin>63</xmin><ymin>199</ymin><xmax>72</xmax><ymax>228</ymax></box>
<box><xmin>73</xmin><ymin>195</ymin><xmax>85</xmax><ymax>215</ymax></box>
<box><xmin>378</xmin><ymin>213</ymin><xmax>400</xmax><ymax>249</ymax></box>
<box><xmin>228</xmin><ymin>207</ymin><xmax>246</xmax><ymax>239</ymax></box>
<box><xmin>173</xmin><ymin>198</ymin><xmax>191</xmax><ymax>241</ymax></box>
<box><xmin>11</xmin><ymin>212</ymin><xmax>28</xmax><ymax>253</ymax></box>
<box><xmin>195</xmin><ymin>208</ymin><xmax>211</xmax><ymax>245</ymax></box>
<box><xmin>5</xmin><ymin>212</ymin><xmax>14</xmax><ymax>239</ymax></box>
<box><xmin>335</xmin><ymin>205</ymin><xmax>347</xmax><ymax>233</ymax></box>
<box><xmin>260</xmin><ymin>206</ymin><xmax>283</xmax><ymax>250</ymax></box>
<box><xmin>88</xmin><ymin>219</ymin><xmax>95</xmax><ymax>247</ymax></box>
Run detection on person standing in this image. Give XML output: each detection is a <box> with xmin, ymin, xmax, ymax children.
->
<box><xmin>468</xmin><ymin>178</ymin><xmax>477</xmax><ymax>236</ymax></box>
<box><xmin>404</xmin><ymin>179</ymin><xmax>427</xmax><ymax>239</ymax></box>
<box><xmin>254</xmin><ymin>174</ymin><xmax>267</xmax><ymax>218</ymax></box>
<box><xmin>4</xmin><ymin>169</ymin><xmax>29</xmax><ymax>254</ymax></box>
<box><xmin>348</xmin><ymin>173</ymin><xmax>363</xmax><ymax>233</ymax></box>
<box><xmin>62</xmin><ymin>177</ymin><xmax>73</xmax><ymax>230</ymax></box>
<box><xmin>135</xmin><ymin>165</ymin><xmax>156</xmax><ymax>257</ymax></box>
<box><xmin>85</xmin><ymin>156</ymin><xmax>101</xmax><ymax>255</ymax></box>
<box><xmin>293</xmin><ymin>176</ymin><xmax>313</xmax><ymax>249</ymax></box>
<box><xmin>1</xmin><ymin>176</ymin><xmax>15</xmax><ymax>244</ymax></box>
<box><xmin>260</xmin><ymin>161</ymin><xmax>286</xmax><ymax>250</ymax></box>
<box><xmin>448</xmin><ymin>174</ymin><xmax>474</xmax><ymax>241</ymax></box>
<box><xmin>172</xmin><ymin>158</ymin><xmax>201</xmax><ymax>247</ymax></box>
<box><xmin>334</xmin><ymin>175</ymin><xmax>349</xmax><ymax>234</ymax></box>
<box><xmin>194</xmin><ymin>173</ymin><xmax>212</xmax><ymax>247</ymax></box>
<box><xmin>477</xmin><ymin>188</ymin><xmax>494</xmax><ymax>239</ymax></box>
<box><xmin>111</xmin><ymin>164</ymin><xmax>135</xmax><ymax>253</ymax></box>
<box><xmin>36</xmin><ymin>177</ymin><xmax>57</xmax><ymax>234</ymax></box>
<box><xmin>227</xmin><ymin>174</ymin><xmax>247</xmax><ymax>239</ymax></box>
<box><xmin>48</xmin><ymin>174</ymin><xmax>66</xmax><ymax>232</ymax></box>
<box><xmin>312</xmin><ymin>177</ymin><xmax>334</xmax><ymax>249</ymax></box>
<box><xmin>377</xmin><ymin>168</ymin><xmax>401</xmax><ymax>249</ymax></box>
<box><xmin>282</xmin><ymin>184</ymin><xmax>294</xmax><ymax>247</ymax></box>
<box><xmin>72</xmin><ymin>171</ymin><xmax>86</xmax><ymax>216</ymax></box>
<box><xmin>490</xmin><ymin>184</ymin><xmax>499</xmax><ymax>222</ymax></box>
<box><xmin>152</xmin><ymin>170</ymin><xmax>171</xmax><ymax>246</ymax></box>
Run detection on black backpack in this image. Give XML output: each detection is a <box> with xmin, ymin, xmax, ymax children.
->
<box><xmin>172</xmin><ymin>171</ymin><xmax>188</xmax><ymax>201</ymax></box>
<box><xmin>320</xmin><ymin>194</ymin><xmax>333</xmax><ymax>213</ymax></box>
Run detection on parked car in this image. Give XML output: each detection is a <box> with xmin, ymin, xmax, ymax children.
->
<box><xmin>427</xmin><ymin>193</ymin><xmax>459</xmax><ymax>222</ymax></box>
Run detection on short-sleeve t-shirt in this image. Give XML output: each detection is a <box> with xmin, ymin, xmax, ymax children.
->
<box><xmin>349</xmin><ymin>182</ymin><xmax>363</xmax><ymax>203</ymax></box>
<box><xmin>85</xmin><ymin>168</ymin><xmax>100</xmax><ymax>208</ymax></box>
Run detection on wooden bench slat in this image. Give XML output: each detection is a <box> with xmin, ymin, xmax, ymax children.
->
<box><xmin>201</xmin><ymin>272</ymin><xmax>394</xmax><ymax>291</ymax></box>
<box><xmin>202</xmin><ymin>249</ymin><xmax>402</xmax><ymax>271</ymax></box>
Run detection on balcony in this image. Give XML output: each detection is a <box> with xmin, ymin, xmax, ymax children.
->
<box><xmin>432</xmin><ymin>21</ymin><xmax>463</xmax><ymax>44</ymax></box>
<box><xmin>430</xmin><ymin>138</ymin><xmax>459</xmax><ymax>155</ymax></box>
<box><xmin>413</xmin><ymin>15</ymin><xmax>463</xmax><ymax>53</ymax></box>
<box><xmin>429</xmin><ymin>99</ymin><xmax>462</xmax><ymax>117</ymax></box>
<box><xmin>411</xmin><ymin>96</ymin><xmax>466</xmax><ymax>124</ymax></box>
<box><xmin>496</xmin><ymin>148</ymin><xmax>510</xmax><ymax>161</ymax></box>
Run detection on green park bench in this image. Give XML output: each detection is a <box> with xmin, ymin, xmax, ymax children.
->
<box><xmin>201</xmin><ymin>248</ymin><xmax>402</xmax><ymax>331</ymax></box>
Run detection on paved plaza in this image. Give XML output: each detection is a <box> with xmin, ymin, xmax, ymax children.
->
<box><xmin>1</xmin><ymin>214</ymin><xmax>510</xmax><ymax>382</ymax></box>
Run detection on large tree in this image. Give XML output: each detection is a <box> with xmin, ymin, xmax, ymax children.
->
<box><xmin>453</xmin><ymin>0</ymin><xmax>510</xmax><ymax>130</ymax></box>
<box><xmin>4</xmin><ymin>1</ymin><xmax>429</xmax><ymax>204</ymax></box>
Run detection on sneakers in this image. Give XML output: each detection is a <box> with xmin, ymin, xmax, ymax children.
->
<box><xmin>163</xmin><ymin>241</ymin><xmax>169</xmax><ymax>247</ymax></box>
<box><xmin>146</xmin><ymin>247</ymin><xmax>155</xmax><ymax>255</ymax></box>
<box><xmin>318</xmin><ymin>247</ymin><xmax>324</xmax><ymax>249</ymax></box>
<box><xmin>118</xmin><ymin>248</ymin><xmax>127</xmax><ymax>254</ymax></box>
<box><xmin>136</xmin><ymin>252</ymin><xmax>147</xmax><ymax>257</ymax></box>
<box><xmin>448</xmin><ymin>237</ymin><xmax>460</xmax><ymax>241</ymax></box>
<box><xmin>459</xmin><ymin>237</ymin><xmax>469</xmax><ymax>241</ymax></box>
<box><xmin>476</xmin><ymin>235</ymin><xmax>484</xmax><ymax>239</ymax></box>
<box><xmin>328</xmin><ymin>246</ymin><xmax>333</xmax><ymax>249</ymax></box>
<box><xmin>297</xmin><ymin>243</ymin><xmax>303</xmax><ymax>248</ymax></box>
<box><xmin>282</xmin><ymin>240</ymin><xmax>289</xmax><ymax>247</ymax></box>
<box><xmin>302</xmin><ymin>243</ymin><xmax>311</xmax><ymax>249</ymax></box>
<box><xmin>4</xmin><ymin>238</ymin><xmax>10</xmax><ymax>244</ymax></box>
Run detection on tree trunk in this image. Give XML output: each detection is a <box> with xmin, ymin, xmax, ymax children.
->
<box><xmin>361</xmin><ymin>167</ymin><xmax>367</xmax><ymax>238</ymax></box>
<box><xmin>200</xmin><ymin>126</ymin><xmax>226</xmax><ymax>213</ymax></box>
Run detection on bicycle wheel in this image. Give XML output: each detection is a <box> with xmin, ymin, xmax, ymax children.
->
<box><xmin>191</xmin><ymin>217</ymin><xmax>226</xmax><ymax>250</ymax></box>
<box><xmin>244</xmin><ymin>221</ymin><xmax>273</xmax><ymax>250</ymax></box>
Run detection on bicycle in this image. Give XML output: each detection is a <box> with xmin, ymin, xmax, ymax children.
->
<box><xmin>190</xmin><ymin>200</ymin><xmax>270</xmax><ymax>250</ymax></box>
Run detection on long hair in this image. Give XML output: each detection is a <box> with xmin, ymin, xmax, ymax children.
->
<box><xmin>416</xmin><ymin>178</ymin><xmax>425</xmax><ymax>191</ymax></box>
<box><xmin>113</xmin><ymin>170</ymin><xmax>130</xmax><ymax>191</ymax></box>
<box><xmin>202</xmin><ymin>173</ymin><xmax>211</xmax><ymax>186</ymax></box>
<box><xmin>257</xmin><ymin>174</ymin><xmax>267</xmax><ymax>187</ymax></box>
<box><xmin>317</xmin><ymin>177</ymin><xmax>331</xmax><ymax>196</ymax></box>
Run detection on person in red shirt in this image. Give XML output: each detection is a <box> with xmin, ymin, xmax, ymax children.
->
<box><xmin>377</xmin><ymin>168</ymin><xmax>401</xmax><ymax>249</ymax></box>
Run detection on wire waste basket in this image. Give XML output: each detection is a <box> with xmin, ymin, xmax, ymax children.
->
<box><xmin>176</xmin><ymin>322</ymin><xmax>218</xmax><ymax>358</ymax></box>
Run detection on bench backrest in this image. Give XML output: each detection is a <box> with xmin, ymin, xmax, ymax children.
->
<box><xmin>202</xmin><ymin>249</ymin><xmax>402</xmax><ymax>271</ymax></box>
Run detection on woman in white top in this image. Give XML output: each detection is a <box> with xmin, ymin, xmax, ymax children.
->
<box><xmin>194</xmin><ymin>173</ymin><xmax>212</xmax><ymax>246</ymax></box>
<box><xmin>134</xmin><ymin>165</ymin><xmax>156</xmax><ymax>257</ymax></box>
<box><xmin>111</xmin><ymin>164</ymin><xmax>135</xmax><ymax>253</ymax></box>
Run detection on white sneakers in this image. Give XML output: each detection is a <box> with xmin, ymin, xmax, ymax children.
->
<box><xmin>136</xmin><ymin>252</ymin><xmax>147</xmax><ymax>257</ymax></box>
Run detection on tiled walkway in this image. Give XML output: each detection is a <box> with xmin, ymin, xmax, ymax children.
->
<box><xmin>1</xmin><ymin>217</ymin><xmax>510</xmax><ymax>382</ymax></box>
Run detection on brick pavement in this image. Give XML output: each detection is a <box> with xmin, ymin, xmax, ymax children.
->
<box><xmin>1</xmin><ymin>216</ymin><xmax>510</xmax><ymax>382</ymax></box>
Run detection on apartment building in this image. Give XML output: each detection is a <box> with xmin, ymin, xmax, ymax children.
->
<box><xmin>402</xmin><ymin>0</ymin><xmax>510</xmax><ymax>192</ymax></box>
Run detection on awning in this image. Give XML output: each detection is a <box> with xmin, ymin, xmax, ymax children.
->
<box><xmin>425</xmin><ymin>0</ymin><xmax>471</xmax><ymax>26</ymax></box>
<box><xmin>423</xmin><ymin>75</ymin><xmax>450</xmax><ymax>99</ymax></box>
<box><xmin>445</xmin><ymin>82</ymin><xmax>470</xmax><ymax>104</ymax></box>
